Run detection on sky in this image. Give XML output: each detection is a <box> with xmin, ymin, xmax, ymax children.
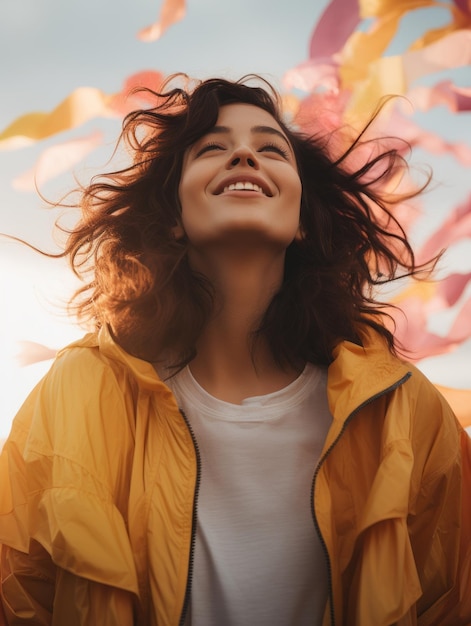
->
<box><xmin>0</xmin><ymin>0</ymin><xmax>470</xmax><ymax>437</ymax></box>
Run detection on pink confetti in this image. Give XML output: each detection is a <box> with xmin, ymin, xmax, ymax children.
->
<box><xmin>137</xmin><ymin>0</ymin><xmax>186</xmax><ymax>42</ymax></box>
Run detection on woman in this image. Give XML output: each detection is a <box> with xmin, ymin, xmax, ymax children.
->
<box><xmin>0</xmin><ymin>76</ymin><xmax>470</xmax><ymax>625</ymax></box>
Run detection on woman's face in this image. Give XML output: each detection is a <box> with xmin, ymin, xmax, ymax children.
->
<box><xmin>178</xmin><ymin>103</ymin><xmax>302</xmax><ymax>253</ymax></box>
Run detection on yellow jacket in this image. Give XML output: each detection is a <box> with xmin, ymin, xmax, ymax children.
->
<box><xmin>1</xmin><ymin>325</ymin><xmax>470</xmax><ymax>625</ymax></box>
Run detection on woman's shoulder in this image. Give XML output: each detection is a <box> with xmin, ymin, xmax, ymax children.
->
<box><xmin>42</xmin><ymin>326</ymin><xmax>161</xmax><ymax>394</ymax></box>
<box><xmin>47</xmin><ymin>331</ymin><xmax>121</xmax><ymax>391</ymax></box>
<box><xmin>8</xmin><ymin>332</ymin><xmax>135</xmax><ymax>472</ymax></box>
<box><xmin>396</xmin><ymin>362</ymin><xmax>465</xmax><ymax>482</ymax></box>
<box><xmin>19</xmin><ymin>333</ymin><xmax>127</xmax><ymax>431</ymax></box>
<box><xmin>0</xmin><ymin>333</ymin><xmax>138</xmax><ymax>555</ymax></box>
<box><xmin>402</xmin><ymin>360</ymin><xmax>457</xmax><ymax>420</ymax></box>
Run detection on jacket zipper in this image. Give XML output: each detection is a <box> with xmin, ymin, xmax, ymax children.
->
<box><xmin>178</xmin><ymin>409</ymin><xmax>202</xmax><ymax>626</ymax></box>
<box><xmin>311</xmin><ymin>371</ymin><xmax>412</xmax><ymax>626</ymax></box>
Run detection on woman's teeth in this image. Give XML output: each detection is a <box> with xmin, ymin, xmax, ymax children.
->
<box><xmin>224</xmin><ymin>181</ymin><xmax>264</xmax><ymax>193</ymax></box>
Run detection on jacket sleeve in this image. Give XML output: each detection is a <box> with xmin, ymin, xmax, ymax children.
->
<box><xmin>407</xmin><ymin>373</ymin><xmax>471</xmax><ymax>625</ymax></box>
<box><xmin>1</xmin><ymin>542</ymin><xmax>55</xmax><ymax>625</ymax></box>
<box><xmin>1</xmin><ymin>543</ymin><xmax>137</xmax><ymax>626</ymax></box>
<box><xmin>0</xmin><ymin>344</ymin><xmax>140</xmax><ymax>625</ymax></box>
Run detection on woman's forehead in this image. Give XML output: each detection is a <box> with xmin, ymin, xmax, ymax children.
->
<box><xmin>214</xmin><ymin>102</ymin><xmax>281</xmax><ymax>129</ymax></box>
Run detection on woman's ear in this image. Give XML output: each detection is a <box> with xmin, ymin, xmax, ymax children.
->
<box><xmin>172</xmin><ymin>223</ymin><xmax>185</xmax><ymax>240</ymax></box>
<box><xmin>294</xmin><ymin>224</ymin><xmax>305</xmax><ymax>241</ymax></box>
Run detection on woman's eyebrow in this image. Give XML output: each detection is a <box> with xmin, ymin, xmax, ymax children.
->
<box><xmin>251</xmin><ymin>125</ymin><xmax>290</xmax><ymax>145</ymax></box>
<box><xmin>205</xmin><ymin>125</ymin><xmax>290</xmax><ymax>145</ymax></box>
<box><xmin>205</xmin><ymin>125</ymin><xmax>230</xmax><ymax>135</ymax></box>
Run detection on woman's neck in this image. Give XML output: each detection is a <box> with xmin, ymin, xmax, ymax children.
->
<box><xmin>187</xmin><ymin>246</ymin><xmax>302</xmax><ymax>403</ymax></box>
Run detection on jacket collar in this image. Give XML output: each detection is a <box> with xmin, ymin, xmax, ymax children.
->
<box><xmin>62</xmin><ymin>325</ymin><xmax>411</xmax><ymax>414</ymax></box>
<box><xmin>60</xmin><ymin>324</ymin><xmax>169</xmax><ymax>392</ymax></box>
<box><xmin>327</xmin><ymin>327</ymin><xmax>411</xmax><ymax>426</ymax></box>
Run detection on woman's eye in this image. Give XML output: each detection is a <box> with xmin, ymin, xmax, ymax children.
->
<box><xmin>259</xmin><ymin>143</ymin><xmax>290</xmax><ymax>159</ymax></box>
<box><xmin>195</xmin><ymin>142</ymin><xmax>225</xmax><ymax>157</ymax></box>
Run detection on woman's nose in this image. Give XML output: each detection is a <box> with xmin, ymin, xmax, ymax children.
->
<box><xmin>227</xmin><ymin>146</ymin><xmax>259</xmax><ymax>169</ymax></box>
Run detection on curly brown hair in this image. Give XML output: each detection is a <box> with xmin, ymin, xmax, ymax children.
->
<box><xmin>53</xmin><ymin>75</ymin><xmax>434</xmax><ymax>368</ymax></box>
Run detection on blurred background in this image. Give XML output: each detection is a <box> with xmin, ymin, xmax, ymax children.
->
<box><xmin>1</xmin><ymin>0</ymin><xmax>470</xmax><ymax>437</ymax></box>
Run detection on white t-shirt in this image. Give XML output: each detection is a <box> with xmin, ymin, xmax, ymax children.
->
<box><xmin>166</xmin><ymin>363</ymin><xmax>332</xmax><ymax>626</ymax></box>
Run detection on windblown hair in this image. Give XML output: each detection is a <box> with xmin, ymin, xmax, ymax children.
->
<box><xmin>56</xmin><ymin>75</ymin><xmax>434</xmax><ymax>367</ymax></box>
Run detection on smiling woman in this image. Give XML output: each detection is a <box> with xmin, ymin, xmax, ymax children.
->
<box><xmin>0</xmin><ymin>75</ymin><xmax>470</xmax><ymax>626</ymax></box>
<box><xmin>177</xmin><ymin>103</ymin><xmax>302</xmax><ymax>259</ymax></box>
